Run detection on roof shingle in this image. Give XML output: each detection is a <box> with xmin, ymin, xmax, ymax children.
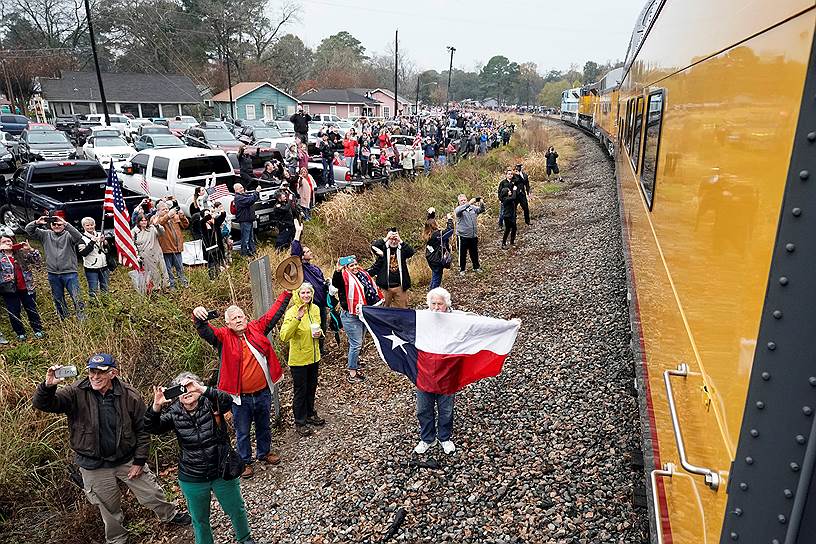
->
<box><xmin>40</xmin><ymin>71</ymin><xmax>202</xmax><ymax>104</ymax></box>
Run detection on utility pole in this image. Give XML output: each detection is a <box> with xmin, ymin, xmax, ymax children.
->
<box><xmin>445</xmin><ymin>46</ymin><xmax>456</xmax><ymax>111</ymax></box>
<box><xmin>393</xmin><ymin>29</ymin><xmax>398</xmax><ymax>119</ymax></box>
<box><xmin>415</xmin><ymin>75</ymin><xmax>420</xmax><ymax>116</ymax></box>
<box><xmin>83</xmin><ymin>0</ymin><xmax>110</xmax><ymax>126</ymax></box>
<box><xmin>226</xmin><ymin>48</ymin><xmax>235</xmax><ymax>120</ymax></box>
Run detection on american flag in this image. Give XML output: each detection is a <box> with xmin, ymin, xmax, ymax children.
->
<box><xmin>138</xmin><ymin>175</ymin><xmax>149</xmax><ymax>194</ymax></box>
<box><xmin>412</xmin><ymin>132</ymin><xmax>422</xmax><ymax>149</ymax></box>
<box><xmin>103</xmin><ymin>164</ymin><xmax>140</xmax><ymax>270</ymax></box>
<box><xmin>206</xmin><ymin>182</ymin><xmax>229</xmax><ymax>203</ymax></box>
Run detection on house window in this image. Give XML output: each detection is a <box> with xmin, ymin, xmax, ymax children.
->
<box><xmin>640</xmin><ymin>90</ymin><xmax>664</xmax><ymax>210</ymax></box>
<box><xmin>329</xmin><ymin>105</ymin><xmax>337</xmax><ymax>115</ymax></box>
<box><xmin>383</xmin><ymin>106</ymin><xmax>390</xmax><ymax>118</ymax></box>
<box><xmin>245</xmin><ymin>104</ymin><xmax>256</xmax><ymax>120</ymax></box>
<box><xmin>303</xmin><ymin>105</ymin><xmax>310</xmax><ymax>113</ymax></box>
<box><xmin>631</xmin><ymin>96</ymin><xmax>644</xmax><ymax>171</ymax></box>
<box><xmin>353</xmin><ymin>106</ymin><xmax>360</xmax><ymax>115</ymax></box>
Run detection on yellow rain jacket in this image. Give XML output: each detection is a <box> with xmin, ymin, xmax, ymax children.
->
<box><xmin>280</xmin><ymin>286</ymin><xmax>322</xmax><ymax>366</ymax></box>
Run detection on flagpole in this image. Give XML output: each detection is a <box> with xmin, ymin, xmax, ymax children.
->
<box><xmin>101</xmin><ymin>163</ymin><xmax>111</xmax><ymax>232</ymax></box>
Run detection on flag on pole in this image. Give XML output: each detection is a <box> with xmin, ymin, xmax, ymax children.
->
<box><xmin>360</xmin><ymin>306</ymin><xmax>520</xmax><ymax>394</ymax></box>
<box><xmin>206</xmin><ymin>172</ymin><xmax>229</xmax><ymax>203</ymax></box>
<box><xmin>104</xmin><ymin>164</ymin><xmax>140</xmax><ymax>270</ymax></box>
<box><xmin>412</xmin><ymin>132</ymin><xmax>422</xmax><ymax>149</ymax></box>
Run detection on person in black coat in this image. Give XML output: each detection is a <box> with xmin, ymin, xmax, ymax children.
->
<box><xmin>201</xmin><ymin>209</ymin><xmax>226</xmax><ymax>279</ymax></box>
<box><xmin>367</xmin><ymin>229</ymin><xmax>415</xmax><ymax>308</ymax></box>
<box><xmin>145</xmin><ymin>372</ymin><xmax>257</xmax><ymax>544</ymax></box>
<box><xmin>513</xmin><ymin>163</ymin><xmax>531</xmax><ymax>225</ymax></box>
<box><xmin>499</xmin><ymin>168</ymin><xmax>519</xmax><ymax>249</ymax></box>
<box><xmin>290</xmin><ymin>107</ymin><xmax>311</xmax><ymax>143</ymax></box>
<box><xmin>271</xmin><ymin>190</ymin><xmax>296</xmax><ymax>250</ymax></box>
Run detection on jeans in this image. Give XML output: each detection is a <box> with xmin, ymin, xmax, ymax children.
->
<box><xmin>300</xmin><ymin>206</ymin><xmax>311</xmax><ymax>222</ymax></box>
<box><xmin>345</xmin><ymin>156</ymin><xmax>354</xmax><ymax>175</ymax></box>
<box><xmin>162</xmin><ymin>253</ymin><xmax>187</xmax><ymax>288</ymax></box>
<box><xmin>340</xmin><ymin>310</ymin><xmax>365</xmax><ymax>370</ymax></box>
<box><xmin>290</xmin><ymin>362</ymin><xmax>319</xmax><ymax>425</ymax></box>
<box><xmin>47</xmin><ymin>272</ymin><xmax>84</xmax><ymax>320</ymax></box>
<box><xmin>321</xmin><ymin>157</ymin><xmax>334</xmax><ymax>185</ymax></box>
<box><xmin>85</xmin><ymin>267</ymin><xmax>109</xmax><ymax>296</ymax></box>
<box><xmin>438</xmin><ymin>155</ymin><xmax>447</xmax><ymax>166</ymax></box>
<box><xmin>2</xmin><ymin>290</ymin><xmax>42</xmax><ymax>336</ymax></box>
<box><xmin>178</xmin><ymin>478</ymin><xmax>251</xmax><ymax>544</ymax></box>
<box><xmin>232</xmin><ymin>388</ymin><xmax>272</xmax><ymax>463</ymax></box>
<box><xmin>360</xmin><ymin>157</ymin><xmax>369</xmax><ymax>176</ymax></box>
<box><xmin>239</xmin><ymin>222</ymin><xmax>255</xmax><ymax>256</ymax></box>
<box><xmin>429</xmin><ymin>266</ymin><xmax>443</xmax><ymax>290</ymax></box>
<box><xmin>423</xmin><ymin>158</ymin><xmax>432</xmax><ymax>175</ymax></box>
<box><xmin>416</xmin><ymin>389</ymin><xmax>454</xmax><ymax>443</ymax></box>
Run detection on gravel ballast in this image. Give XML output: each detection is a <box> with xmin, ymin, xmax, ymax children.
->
<box><xmin>202</xmin><ymin>120</ymin><xmax>650</xmax><ymax>544</ymax></box>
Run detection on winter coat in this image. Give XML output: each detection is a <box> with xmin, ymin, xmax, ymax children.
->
<box><xmin>0</xmin><ymin>248</ymin><xmax>40</xmax><ymax>294</ymax></box>
<box><xmin>500</xmin><ymin>186</ymin><xmax>519</xmax><ymax>220</ymax></box>
<box><xmin>319</xmin><ymin>140</ymin><xmax>333</xmax><ymax>160</ymax></box>
<box><xmin>24</xmin><ymin>221</ymin><xmax>83</xmax><ymax>274</ymax></box>
<box><xmin>233</xmin><ymin>191</ymin><xmax>258</xmax><ymax>224</ymax></box>
<box><xmin>201</xmin><ymin>212</ymin><xmax>226</xmax><ymax>263</ymax></box>
<box><xmin>545</xmin><ymin>151</ymin><xmax>559</xmax><ymax>166</ymax></box>
<box><xmin>279</xmin><ymin>287</ymin><xmax>321</xmax><ymax>367</ymax></box>
<box><xmin>33</xmin><ymin>377</ymin><xmax>150</xmax><ymax>467</ymax></box>
<box><xmin>367</xmin><ymin>239</ymin><xmax>415</xmax><ymax>290</ymax></box>
<box><xmin>144</xmin><ymin>386</ymin><xmax>233</xmax><ymax>483</ymax></box>
<box><xmin>454</xmin><ymin>202</ymin><xmax>485</xmax><ymax>238</ymax></box>
<box><xmin>156</xmin><ymin>211</ymin><xmax>190</xmax><ymax>254</ymax></box>
<box><xmin>290</xmin><ymin>240</ymin><xmax>327</xmax><ymax>307</ymax></box>
<box><xmin>290</xmin><ymin>112</ymin><xmax>311</xmax><ymax>134</ymax></box>
<box><xmin>194</xmin><ymin>291</ymin><xmax>292</xmax><ymax>396</ymax></box>
<box><xmin>78</xmin><ymin>231</ymin><xmax>109</xmax><ymax>270</ymax></box>
<box><xmin>343</xmin><ymin>138</ymin><xmax>358</xmax><ymax>158</ymax></box>
<box><xmin>425</xmin><ymin>218</ymin><xmax>454</xmax><ymax>268</ymax></box>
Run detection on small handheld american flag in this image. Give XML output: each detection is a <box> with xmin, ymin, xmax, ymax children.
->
<box><xmin>205</xmin><ymin>173</ymin><xmax>229</xmax><ymax>202</ymax></box>
<box><xmin>103</xmin><ymin>164</ymin><xmax>140</xmax><ymax>270</ymax></box>
<box><xmin>412</xmin><ymin>132</ymin><xmax>422</xmax><ymax>149</ymax></box>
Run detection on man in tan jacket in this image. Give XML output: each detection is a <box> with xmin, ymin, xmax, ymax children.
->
<box><xmin>155</xmin><ymin>198</ymin><xmax>190</xmax><ymax>288</ymax></box>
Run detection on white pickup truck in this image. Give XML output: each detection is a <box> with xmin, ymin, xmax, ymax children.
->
<box><xmin>117</xmin><ymin>148</ymin><xmax>280</xmax><ymax>231</ymax></box>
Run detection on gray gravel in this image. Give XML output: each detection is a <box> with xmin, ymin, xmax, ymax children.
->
<box><xmin>202</xmin><ymin>119</ymin><xmax>649</xmax><ymax>544</ymax></box>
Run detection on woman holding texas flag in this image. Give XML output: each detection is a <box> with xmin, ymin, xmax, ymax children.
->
<box><xmin>359</xmin><ymin>286</ymin><xmax>521</xmax><ymax>456</ymax></box>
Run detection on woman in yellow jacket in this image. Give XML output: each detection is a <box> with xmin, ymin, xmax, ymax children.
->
<box><xmin>280</xmin><ymin>282</ymin><xmax>324</xmax><ymax>437</ymax></box>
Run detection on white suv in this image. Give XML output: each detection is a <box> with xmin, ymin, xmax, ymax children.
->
<box><xmin>84</xmin><ymin>113</ymin><xmax>130</xmax><ymax>137</ymax></box>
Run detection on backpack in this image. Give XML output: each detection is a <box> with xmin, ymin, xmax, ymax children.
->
<box><xmin>229</xmin><ymin>200</ymin><xmax>236</xmax><ymax>215</ymax></box>
<box><xmin>425</xmin><ymin>233</ymin><xmax>452</xmax><ymax>269</ymax></box>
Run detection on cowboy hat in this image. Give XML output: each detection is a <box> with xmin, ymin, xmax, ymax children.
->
<box><xmin>275</xmin><ymin>256</ymin><xmax>304</xmax><ymax>291</ymax></box>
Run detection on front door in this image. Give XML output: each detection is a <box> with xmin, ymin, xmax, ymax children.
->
<box><xmin>264</xmin><ymin>105</ymin><xmax>274</xmax><ymax>120</ymax></box>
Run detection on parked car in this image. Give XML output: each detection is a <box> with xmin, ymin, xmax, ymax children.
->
<box><xmin>150</xmin><ymin>117</ymin><xmax>169</xmax><ymax>126</ymax></box>
<box><xmin>168</xmin><ymin>119</ymin><xmax>195</xmax><ymax>138</ymax></box>
<box><xmin>184</xmin><ymin>127</ymin><xmax>242</xmax><ymax>152</ymax></box>
<box><xmin>0</xmin><ymin>160</ymin><xmax>143</xmax><ymax>233</ymax></box>
<box><xmin>125</xmin><ymin>118</ymin><xmax>154</xmax><ymax>141</ymax></box>
<box><xmin>0</xmin><ymin>143</ymin><xmax>15</xmax><ymax>180</ymax></box>
<box><xmin>267</xmin><ymin>120</ymin><xmax>295</xmax><ymax>136</ymax></box>
<box><xmin>118</xmin><ymin>148</ymin><xmax>279</xmax><ymax>232</ymax></box>
<box><xmin>89</xmin><ymin>127</ymin><xmax>122</xmax><ymax>139</ymax></box>
<box><xmin>82</xmin><ymin>135</ymin><xmax>135</xmax><ymax>167</ymax></box>
<box><xmin>72</xmin><ymin>120</ymin><xmax>104</xmax><ymax>146</ymax></box>
<box><xmin>0</xmin><ymin>132</ymin><xmax>19</xmax><ymax>159</ymax></box>
<box><xmin>137</xmin><ymin>124</ymin><xmax>172</xmax><ymax>138</ymax></box>
<box><xmin>0</xmin><ymin>115</ymin><xmax>30</xmax><ymax>136</ymax></box>
<box><xmin>17</xmin><ymin>129</ymin><xmax>76</xmax><ymax>163</ymax></box>
<box><xmin>312</xmin><ymin>114</ymin><xmax>345</xmax><ymax>124</ymax></box>
<box><xmin>235</xmin><ymin>119</ymin><xmax>267</xmax><ymax>129</ymax></box>
<box><xmin>54</xmin><ymin>115</ymin><xmax>81</xmax><ymax>132</ymax></box>
<box><xmin>175</xmin><ymin>115</ymin><xmax>199</xmax><ymax>126</ymax></box>
<box><xmin>27</xmin><ymin>123</ymin><xmax>55</xmax><ymax>131</ymax></box>
<box><xmin>83</xmin><ymin>113</ymin><xmax>130</xmax><ymax>136</ymax></box>
<box><xmin>134</xmin><ymin>134</ymin><xmax>185</xmax><ymax>151</ymax></box>
<box><xmin>237</xmin><ymin>126</ymin><xmax>284</xmax><ymax>144</ymax></box>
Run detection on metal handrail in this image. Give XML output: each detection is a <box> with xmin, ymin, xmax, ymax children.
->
<box><xmin>664</xmin><ymin>363</ymin><xmax>720</xmax><ymax>490</ymax></box>
<box><xmin>650</xmin><ymin>463</ymin><xmax>675</xmax><ymax>544</ymax></box>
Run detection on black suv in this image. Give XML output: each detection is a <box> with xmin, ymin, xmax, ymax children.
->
<box><xmin>17</xmin><ymin>129</ymin><xmax>77</xmax><ymax>163</ymax></box>
<box><xmin>54</xmin><ymin>115</ymin><xmax>81</xmax><ymax>133</ymax></box>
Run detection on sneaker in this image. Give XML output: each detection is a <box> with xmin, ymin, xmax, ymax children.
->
<box><xmin>414</xmin><ymin>439</ymin><xmax>437</xmax><ymax>454</ymax></box>
<box><xmin>459</xmin><ymin>271</ymin><xmax>465</xmax><ymax>276</ymax></box>
<box><xmin>168</xmin><ymin>511</ymin><xmax>192</xmax><ymax>525</ymax></box>
<box><xmin>17</xmin><ymin>335</ymin><xmax>26</xmax><ymax>341</ymax></box>
<box><xmin>0</xmin><ymin>336</ymin><xmax>8</xmax><ymax>345</ymax></box>
<box><xmin>474</xmin><ymin>268</ymin><xmax>483</xmax><ymax>273</ymax></box>
<box><xmin>296</xmin><ymin>424</ymin><xmax>313</xmax><ymax>437</ymax></box>
<box><xmin>306</xmin><ymin>414</ymin><xmax>326</xmax><ymax>426</ymax></box>
<box><xmin>501</xmin><ymin>244</ymin><xmax>507</xmax><ymax>250</ymax></box>
<box><xmin>261</xmin><ymin>453</ymin><xmax>281</xmax><ymax>465</ymax></box>
<box><xmin>34</xmin><ymin>331</ymin><xmax>45</xmax><ymax>339</ymax></box>
<box><xmin>241</xmin><ymin>464</ymin><xmax>254</xmax><ymax>479</ymax></box>
<box><xmin>347</xmin><ymin>373</ymin><xmax>366</xmax><ymax>384</ymax></box>
<box><xmin>441</xmin><ymin>440</ymin><xmax>456</xmax><ymax>455</ymax></box>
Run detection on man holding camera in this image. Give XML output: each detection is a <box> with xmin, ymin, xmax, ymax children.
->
<box><xmin>155</xmin><ymin>198</ymin><xmax>190</xmax><ymax>289</ymax></box>
<box><xmin>32</xmin><ymin>354</ymin><xmax>190</xmax><ymax>543</ymax></box>
<box><xmin>368</xmin><ymin>228</ymin><xmax>415</xmax><ymax>308</ymax></box>
<box><xmin>454</xmin><ymin>193</ymin><xmax>485</xmax><ymax>275</ymax></box>
<box><xmin>25</xmin><ymin>214</ymin><xmax>85</xmax><ymax>320</ymax></box>
<box><xmin>192</xmin><ymin>289</ymin><xmax>292</xmax><ymax>478</ymax></box>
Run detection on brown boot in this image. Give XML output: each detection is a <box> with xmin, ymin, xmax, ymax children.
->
<box><xmin>241</xmin><ymin>464</ymin><xmax>254</xmax><ymax>479</ymax></box>
<box><xmin>262</xmin><ymin>453</ymin><xmax>281</xmax><ymax>465</ymax></box>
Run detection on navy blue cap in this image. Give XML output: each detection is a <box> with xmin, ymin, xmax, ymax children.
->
<box><xmin>87</xmin><ymin>353</ymin><xmax>116</xmax><ymax>370</ymax></box>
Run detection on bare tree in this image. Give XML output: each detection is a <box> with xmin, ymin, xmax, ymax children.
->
<box><xmin>246</xmin><ymin>0</ymin><xmax>300</xmax><ymax>62</ymax></box>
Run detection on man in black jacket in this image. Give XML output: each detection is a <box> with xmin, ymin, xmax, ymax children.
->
<box><xmin>290</xmin><ymin>106</ymin><xmax>311</xmax><ymax>143</ymax></box>
<box><xmin>318</xmin><ymin>133</ymin><xmax>334</xmax><ymax>186</ymax></box>
<box><xmin>233</xmin><ymin>183</ymin><xmax>259</xmax><ymax>257</ymax></box>
<box><xmin>496</xmin><ymin>170</ymin><xmax>514</xmax><ymax>229</ymax></box>
<box><xmin>513</xmin><ymin>163</ymin><xmax>531</xmax><ymax>225</ymax></box>
<box><xmin>368</xmin><ymin>228</ymin><xmax>415</xmax><ymax>308</ymax></box>
<box><xmin>32</xmin><ymin>354</ymin><xmax>190</xmax><ymax>544</ymax></box>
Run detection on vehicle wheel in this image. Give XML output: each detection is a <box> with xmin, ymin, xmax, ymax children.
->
<box><xmin>0</xmin><ymin>206</ymin><xmax>23</xmax><ymax>234</ymax></box>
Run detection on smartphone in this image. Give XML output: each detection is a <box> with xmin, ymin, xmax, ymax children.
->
<box><xmin>475</xmin><ymin>197</ymin><xmax>482</xmax><ymax>202</ymax></box>
<box><xmin>163</xmin><ymin>384</ymin><xmax>187</xmax><ymax>400</ymax></box>
<box><xmin>338</xmin><ymin>255</ymin><xmax>356</xmax><ymax>267</ymax></box>
<box><xmin>54</xmin><ymin>365</ymin><xmax>78</xmax><ymax>379</ymax></box>
<box><xmin>206</xmin><ymin>310</ymin><xmax>219</xmax><ymax>321</ymax></box>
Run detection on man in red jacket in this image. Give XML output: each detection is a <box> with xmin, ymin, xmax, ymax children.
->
<box><xmin>193</xmin><ymin>290</ymin><xmax>291</xmax><ymax>478</ymax></box>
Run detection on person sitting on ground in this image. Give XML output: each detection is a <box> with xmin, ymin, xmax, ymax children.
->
<box><xmin>0</xmin><ymin>235</ymin><xmax>44</xmax><ymax>341</ymax></box>
<box><xmin>155</xmin><ymin>199</ymin><xmax>190</xmax><ymax>289</ymax></box>
<box><xmin>414</xmin><ymin>287</ymin><xmax>458</xmax><ymax>456</ymax></box>
<box><xmin>280</xmin><ymin>282</ymin><xmax>324</xmax><ymax>437</ymax></box>
<box><xmin>192</xmin><ymin>290</ymin><xmax>292</xmax><ymax>479</ymax></box>
<box><xmin>25</xmin><ymin>214</ymin><xmax>85</xmax><ymax>320</ymax></box>
<box><xmin>33</xmin><ymin>354</ymin><xmax>191</xmax><ymax>543</ymax></box>
<box><xmin>133</xmin><ymin>213</ymin><xmax>171</xmax><ymax>290</ymax></box>
<box><xmin>332</xmin><ymin>256</ymin><xmax>382</xmax><ymax>383</ymax></box>
<box><xmin>423</xmin><ymin>208</ymin><xmax>454</xmax><ymax>290</ymax></box>
<box><xmin>146</xmin><ymin>372</ymin><xmax>257</xmax><ymax>544</ymax></box>
<box><xmin>368</xmin><ymin>228</ymin><xmax>415</xmax><ymax>308</ymax></box>
<box><xmin>545</xmin><ymin>146</ymin><xmax>561</xmax><ymax>181</ymax></box>
<box><xmin>78</xmin><ymin>217</ymin><xmax>110</xmax><ymax>297</ymax></box>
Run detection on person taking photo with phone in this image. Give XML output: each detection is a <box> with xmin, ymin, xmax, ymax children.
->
<box><xmin>367</xmin><ymin>228</ymin><xmax>415</xmax><ymax>308</ymax></box>
<box><xmin>0</xmin><ymin>235</ymin><xmax>44</xmax><ymax>340</ymax></box>
<box><xmin>32</xmin><ymin>354</ymin><xmax>191</xmax><ymax>544</ymax></box>
<box><xmin>145</xmin><ymin>372</ymin><xmax>258</xmax><ymax>544</ymax></box>
<box><xmin>454</xmin><ymin>193</ymin><xmax>485</xmax><ymax>275</ymax></box>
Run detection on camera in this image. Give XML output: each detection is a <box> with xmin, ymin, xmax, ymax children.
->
<box><xmin>163</xmin><ymin>384</ymin><xmax>187</xmax><ymax>400</ymax></box>
<box><xmin>475</xmin><ymin>196</ymin><xmax>482</xmax><ymax>201</ymax></box>
<box><xmin>206</xmin><ymin>310</ymin><xmax>219</xmax><ymax>321</ymax></box>
<box><xmin>55</xmin><ymin>365</ymin><xmax>78</xmax><ymax>379</ymax></box>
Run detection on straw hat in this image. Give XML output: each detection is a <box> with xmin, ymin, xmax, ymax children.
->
<box><xmin>275</xmin><ymin>256</ymin><xmax>304</xmax><ymax>290</ymax></box>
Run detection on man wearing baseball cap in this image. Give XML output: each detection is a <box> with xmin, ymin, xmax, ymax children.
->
<box><xmin>33</xmin><ymin>353</ymin><xmax>190</xmax><ymax>543</ymax></box>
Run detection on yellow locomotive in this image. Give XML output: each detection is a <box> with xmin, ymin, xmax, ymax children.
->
<box><xmin>562</xmin><ymin>0</ymin><xmax>816</xmax><ymax>541</ymax></box>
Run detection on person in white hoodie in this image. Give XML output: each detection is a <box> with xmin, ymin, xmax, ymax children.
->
<box><xmin>78</xmin><ymin>217</ymin><xmax>110</xmax><ymax>297</ymax></box>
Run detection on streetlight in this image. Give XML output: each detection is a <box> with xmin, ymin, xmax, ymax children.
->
<box><xmin>415</xmin><ymin>79</ymin><xmax>437</xmax><ymax>115</ymax></box>
<box><xmin>445</xmin><ymin>46</ymin><xmax>456</xmax><ymax>111</ymax></box>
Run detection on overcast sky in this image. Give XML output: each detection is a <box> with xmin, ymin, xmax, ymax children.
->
<box><xmin>290</xmin><ymin>0</ymin><xmax>646</xmax><ymax>74</ymax></box>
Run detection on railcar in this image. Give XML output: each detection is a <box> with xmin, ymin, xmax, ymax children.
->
<box><xmin>559</xmin><ymin>87</ymin><xmax>580</xmax><ymax>125</ymax></box>
<box><xmin>587</xmin><ymin>0</ymin><xmax>816</xmax><ymax>542</ymax></box>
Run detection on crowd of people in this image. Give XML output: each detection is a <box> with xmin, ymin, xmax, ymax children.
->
<box><xmin>22</xmin><ymin>109</ymin><xmax>557</xmax><ymax>544</ymax></box>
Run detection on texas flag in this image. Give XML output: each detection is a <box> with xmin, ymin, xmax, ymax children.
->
<box><xmin>360</xmin><ymin>306</ymin><xmax>521</xmax><ymax>395</ymax></box>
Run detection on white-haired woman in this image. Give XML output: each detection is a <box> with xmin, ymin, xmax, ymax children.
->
<box><xmin>133</xmin><ymin>214</ymin><xmax>170</xmax><ymax>290</ymax></box>
<box><xmin>415</xmin><ymin>287</ymin><xmax>456</xmax><ymax>455</ymax></box>
<box><xmin>78</xmin><ymin>217</ymin><xmax>109</xmax><ymax>296</ymax></box>
<box><xmin>145</xmin><ymin>372</ymin><xmax>257</xmax><ymax>544</ymax></box>
<box><xmin>280</xmin><ymin>282</ymin><xmax>324</xmax><ymax>437</ymax></box>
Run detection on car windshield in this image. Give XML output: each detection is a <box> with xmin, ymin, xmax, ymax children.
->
<box><xmin>151</xmin><ymin>135</ymin><xmax>183</xmax><ymax>146</ymax></box>
<box><xmin>244</xmin><ymin>120</ymin><xmax>266</xmax><ymax>128</ymax></box>
<box><xmin>253</xmin><ymin>128</ymin><xmax>282</xmax><ymax>139</ymax></box>
<box><xmin>95</xmin><ymin>136</ymin><xmax>129</xmax><ymax>147</ymax></box>
<box><xmin>169</xmin><ymin>121</ymin><xmax>193</xmax><ymax>130</ymax></box>
<box><xmin>202</xmin><ymin>129</ymin><xmax>236</xmax><ymax>142</ymax></box>
<box><xmin>80</xmin><ymin>121</ymin><xmax>102</xmax><ymax>128</ymax></box>
<box><xmin>110</xmin><ymin>116</ymin><xmax>128</xmax><ymax>124</ymax></box>
<box><xmin>143</xmin><ymin>126</ymin><xmax>170</xmax><ymax>134</ymax></box>
<box><xmin>94</xmin><ymin>130</ymin><xmax>120</xmax><ymax>137</ymax></box>
<box><xmin>275</xmin><ymin>121</ymin><xmax>294</xmax><ymax>130</ymax></box>
<box><xmin>28</xmin><ymin>132</ymin><xmax>70</xmax><ymax>144</ymax></box>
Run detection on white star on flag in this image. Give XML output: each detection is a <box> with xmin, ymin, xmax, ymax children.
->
<box><xmin>384</xmin><ymin>331</ymin><xmax>408</xmax><ymax>354</ymax></box>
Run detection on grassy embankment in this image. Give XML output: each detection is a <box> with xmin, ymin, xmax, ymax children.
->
<box><xmin>0</xmin><ymin>117</ymin><xmax>573</xmax><ymax>542</ymax></box>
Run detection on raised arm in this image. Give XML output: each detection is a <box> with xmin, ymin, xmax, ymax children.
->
<box><xmin>259</xmin><ymin>290</ymin><xmax>293</xmax><ymax>335</ymax></box>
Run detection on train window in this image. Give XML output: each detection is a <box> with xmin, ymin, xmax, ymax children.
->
<box><xmin>630</xmin><ymin>96</ymin><xmax>644</xmax><ymax>169</ymax></box>
<box><xmin>639</xmin><ymin>90</ymin><xmax>664</xmax><ymax>209</ymax></box>
<box><xmin>623</xmin><ymin>100</ymin><xmax>632</xmax><ymax>147</ymax></box>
